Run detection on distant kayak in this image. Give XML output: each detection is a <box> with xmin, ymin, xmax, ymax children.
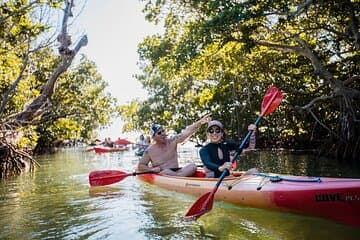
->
<box><xmin>85</xmin><ymin>147</ymin><xmax>95</xmax><ymax>152</ymax></box>
<box><xmin>138</xmin><ymin>170</ymin><xmax>360</xmax><ymax>227</ymax></box>
<box><xmin>93</xmin><ymin>146</ymin><xmax>128</xmax><ymax>153</ymax></box>
<box><xmin>114</xmin><ymin>139</ymin><xmax>133</xmax><ymax>146</ymax></box>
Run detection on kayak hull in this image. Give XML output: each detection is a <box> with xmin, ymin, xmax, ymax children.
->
<box><xmin>138</xmin><ymin>172</ymin><xmax>360</xmax><ymax>227</ymax></box>
<box><xmin>93</xmin><ymin>146</ymin><xmax>128</xmax><ymax>153</ymax></box>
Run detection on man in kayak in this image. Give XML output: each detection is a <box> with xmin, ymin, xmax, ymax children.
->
<box><xmin>137</xmin><ymin>114</ymin><xmax>211</xmax><ymax>177</ymax></box>
<box><xmin>200</xmin><ymin>120</ymin><xmax>257</xmax><ymax>178</ymax></box>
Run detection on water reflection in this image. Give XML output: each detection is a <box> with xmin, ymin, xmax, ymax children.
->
<box><xmin>237</xmin><ymin>150</ymin><xmax>360</xmax><ymax>178</ymax></box>
<box><xmin>88</xmin><ymin>186</ymin><xmax>124</xmax><ymax>198</ymax></box>
<box><xmin>194</xmin><ymin>204</ymin><xmax>360</xmax><ymax>240</ymax></box>
<box><xmin>0</xmin><ymin>147</ymin><xmax>359</xmax><ymax>240</ymax></box>
<box><xmin>137</xmin><ymin>186</ymin><xmax>200</xmax><ymax>239</ymax></box>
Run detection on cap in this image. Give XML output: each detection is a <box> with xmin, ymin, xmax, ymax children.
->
<box><xmin>150</xmin><ymin>124</ymin><xmax>162</xmax><ymax>136</ymax></box>
<box><xmin>207</xmin><ymin>120</ymin><xmax>223</xmax><ymax>130</ymax></box>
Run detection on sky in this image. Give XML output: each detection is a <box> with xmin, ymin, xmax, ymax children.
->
<box><xmin>74</xmin><ymin>0</ymin><xmax>162</xmax><ymax>140</ymax></box>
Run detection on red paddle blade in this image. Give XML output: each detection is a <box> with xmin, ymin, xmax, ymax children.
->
<box><xmin>261</xmin><ymin>86</ymin><xmax>283</xmax><ymax>116</ymax></box>
<box><xmin>184</xmin><ymin>191</ymin><xmax>215</xmax><ymax>220</ymax></box>
<box><xmin>231</xmin><ymin>160</ymin><xmax>237</xmax><ymax>170</ymax></box>
<box><xmin>89</xmin><ymin>170</ymin><xmax>130</xmax><ymax>186</ymax></box>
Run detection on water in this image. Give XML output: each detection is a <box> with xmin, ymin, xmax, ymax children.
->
<box><xmin>0</xmin><ymin>147</ymin><xmax>359</xmax><ymax>240</ymax></box>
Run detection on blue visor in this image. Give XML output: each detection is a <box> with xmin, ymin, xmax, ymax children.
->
<box><xmin>150</xmin><ymin>124</ymin><xmax>162</xmax><ymax>136</ymax></box>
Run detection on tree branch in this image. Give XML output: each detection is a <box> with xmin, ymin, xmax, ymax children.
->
<box><xmin>9</xmin><ymin>0</ymin><xmax>87</xmax><ymax>127</ymax></box>
<box><xmin>296</xmin><ymin>95</ymin><xmax>334</xmax><ymax>110</ymax></box>
<box><xmin>308</xmin><ymin>109</ymin><xmax>339</xmax><ymax>139</ymax></box>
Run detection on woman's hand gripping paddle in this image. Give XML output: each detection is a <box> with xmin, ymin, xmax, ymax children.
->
<box><xmin>184</xmin><ymin>86</ymin><xmax>283</xmax><ymax>220</ymax></box>
<box><xmin>89</xmin><ymin>170</ymin><xmax>155</xmax><ymax>186</ymax></box>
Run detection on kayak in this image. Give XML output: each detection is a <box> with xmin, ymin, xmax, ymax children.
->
<box><xmin>114</xmin><ymin>138</ymin><xmax>133</xmax><ymax>146</ymax></box>
<box><xmin>138</xmin><ymin>170</ymin><xmax>360</xmax><ymax>227</ymax></box>
<box><xmin>85</xmin><ymin>147</ymin><xmax>95</xmax><ymax>152</ymax></box>
<box><xmin>93</xmin><ymin>146</ymin><xmax>128</xmax><ymax>153</ymax></box>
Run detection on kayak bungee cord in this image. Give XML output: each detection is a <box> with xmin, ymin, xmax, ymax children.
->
<box><xmin>255</xmin><ymin>173</ymin><xmax>322</xmax><ymax>183</ymax></box>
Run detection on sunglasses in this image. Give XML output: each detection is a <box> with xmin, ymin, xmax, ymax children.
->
<box><xmin>156</xmin><ymin>129</ymin><xmax>165</xmax><ymax>135</ymax></box>
<box><xmin>208</xmin><ymin>128</ymin><xmax>222</xmax><ymax>134</ymax></box>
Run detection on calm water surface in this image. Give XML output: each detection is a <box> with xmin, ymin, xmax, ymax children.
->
<box><xmin>0</xmin><ymin>147</ymin><xmax>359</xmax><ymax>240</ymax></box>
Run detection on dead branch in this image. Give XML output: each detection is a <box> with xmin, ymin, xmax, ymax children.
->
<box><xmin>8</xmin><ymin>0</ymin><xmax>87</xmax><ymax>127</ymax></box>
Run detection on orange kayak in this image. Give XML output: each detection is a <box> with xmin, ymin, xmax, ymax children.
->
<box><xmin>138</xmin><ymin>170</ymin><xmax>360</xmax><ymax>227</ymax></box>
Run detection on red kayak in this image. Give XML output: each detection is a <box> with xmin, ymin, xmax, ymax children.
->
<box><xmin>138</xmin><ymin>170</ymin><xmax>360</xmax><ymax>227</ymax></box>
<box><xmin>93</xmin><ymin>146</ymin><xmax>128</xmax><ymax>153</ymax></box>
<box><xmin>114</xmin><ymin>138</ymin><xmax>133</xmax><ymax>146</ymax></box>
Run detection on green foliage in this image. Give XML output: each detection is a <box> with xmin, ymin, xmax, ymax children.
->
<box><xmin>126</xmin><ymin>0</ymin><xmax>359</xmax><ymax>160</ymax></box>
<box><xmin>35</xmin><ymin>56</ymin><xmax>118</xmax><ymax>145</ymax></box>
<box><xmin>17</xmin><ymin>126</ymin><xmax>39</xmax><ymax>150</ymax></box>
<box><xmin>0</xmin><ymin>1</ymin><xmax>118</xmax><ymax>150</ymax></box>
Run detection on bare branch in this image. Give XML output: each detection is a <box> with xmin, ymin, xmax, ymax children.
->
<box><xmin>308</xmin><ymin>109</ymin><xmax>339</xmax><ymax>139</ymax></box>
<box><xmin>296</xmin><ymin>95</ymin><xmax>334</xmax><ymax>111</ymax></box>
<box><xmin>9</xmin><ymin>0</ymin><xmax>87</xmax><ymax>127</ymax></box>
<box><xmin>255</xmin><ymin>37</ymin><xmax>341</xmax><ymax>90</ymax></box>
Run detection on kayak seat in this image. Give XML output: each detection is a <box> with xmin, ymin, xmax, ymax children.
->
<box><xmin>193</xmin><ymin>170</ymin><xmax>206</xmax><ymax>178</ymax></box>
<box><xmin>232</xmin><ymin>171</ymin><xmax>243</xmax><ymax>177</ymax></box>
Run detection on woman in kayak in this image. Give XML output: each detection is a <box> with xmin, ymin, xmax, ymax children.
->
<box><xmin>200</xmin><ymin>120</ymin><xmax>256</xmax><ymax>178</ymax></box>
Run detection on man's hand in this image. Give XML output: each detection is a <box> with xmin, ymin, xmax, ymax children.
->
<box><xmin>199</xmin><ymin>113</ymin><xmax>212</xmax><ymax>125</ymax></box>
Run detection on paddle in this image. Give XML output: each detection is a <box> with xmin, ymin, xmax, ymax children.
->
<box><xmin>89</xmin><ymin>164</ymin><xmax>205</xmax><ymax>187</ymax></box>
<box><xmin>89</xmin><ymin>170</ymin><xmax>155</xmax><ymax>186</ymax></box>
<box><xmin>184</xmin><ymin>86</ymin><xmax>283</xmax><ymax>220</ymax></box>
